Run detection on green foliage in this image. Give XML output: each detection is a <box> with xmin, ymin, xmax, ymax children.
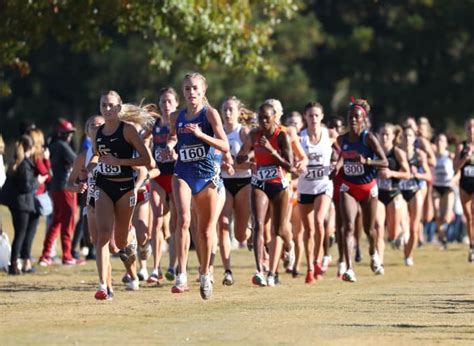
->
<box><xmin>0</xmin><ymin>0</ymin><xmax>300</xmax><ymax>94</ymax></box>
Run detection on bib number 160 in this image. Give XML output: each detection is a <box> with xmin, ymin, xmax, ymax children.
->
<box><xmin>179</xmin><ymin>146</ymin><xmax>206</xmax><ymax>162</ymax></box>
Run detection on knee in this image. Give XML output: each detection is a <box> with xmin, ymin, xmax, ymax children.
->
<box><xmin>315</xmin><ymin>218</ymin><xmax>325</xmax><ymax>233</ymax></box>
<box><xmin>177</xmin><ymin>213</ymin><xmax>191</xmax><ymax>231</ymax></box>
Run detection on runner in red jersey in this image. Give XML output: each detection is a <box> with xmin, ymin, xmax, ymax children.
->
<box><xmin>237</xmin><ymin>103</ymin><xmax>296</xmax><ymax>287</ymax></box>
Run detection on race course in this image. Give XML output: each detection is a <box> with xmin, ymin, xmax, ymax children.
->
<box><xmin>0</xmin><ymin>207</ymin><xmax>473</xmax><ymax>345</ymax></box>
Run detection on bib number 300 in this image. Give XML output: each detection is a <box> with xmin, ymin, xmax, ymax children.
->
<box><xmin>179</xmin><ymin>145</ymin><xmax>206</xmax><ymax>162</ymax></box>
<box><xmin>343</xmin><ymin>162</ymin><xmax>364</xmax><ymax>176</ymax></box>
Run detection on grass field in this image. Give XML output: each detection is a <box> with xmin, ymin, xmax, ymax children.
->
<box><xmin>0</xmin><ymin>206</ymin><xmax>473</xmax><ymax>345</ymax></box>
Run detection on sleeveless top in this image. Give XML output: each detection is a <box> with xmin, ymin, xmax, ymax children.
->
<box><xmin>252</xmin><ymin>127</ymin><xmax>287</xmax><ymax>185</ymax></box>
<box><xmin>95</xmin><ymin>122</ymin><xmax>134</xmax><ymax>179</ymax></box>
<box><xmin>433</xmin><ymin>152</ymin><xmax>454</xmax><ymax>187</ymax></box>
<box><xmin>222</xmin><ymin>124</ymin><xmax>251</xmax><ymax>179</ymax></box>
<box><xmin>460</xmin><ymin>141</ymin><xmax>474</xmax><ymax>189</ymax></box>
<box><xmin>297</xmin><ymin>127</ymin><xmax>332</xmax><ymax>194</ymax></box>
<box><xmin>399</xmin><ymin>150</ymin><xmax>420</xmax><ymax>191</ymax></box>
<box><xmin>174</xmin><ymin>107</ymin><xmax>217</xmax><ymax>179</ymax></box>
<box><xmin>340</xmin><ymin>130</ymin><xmax>377</xmax><ymax>184</ymax></box>
<box><xmin>152</xmin><ymin>118</ymin><xmax>175</xmax><ymax>176</ymax></box>
<box><xmin>378</xmin><ymin>148</ymin><xmax>401</xmax><ymax>191</ymax></box>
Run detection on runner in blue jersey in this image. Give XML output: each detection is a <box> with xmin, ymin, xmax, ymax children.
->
<box><xmin>165</xmin><ymin>73</ymin><xmax>229</xmax><ymax>300</ymax></box>
<box><xmin>336</xmin><ymin>98</ymin><xmax>388</xmax><ymax>282</ymax></box>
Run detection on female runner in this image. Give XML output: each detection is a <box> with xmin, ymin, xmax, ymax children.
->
<box><xmin>90</xmin><ymin>91</ymin><xmax>152</xmax><ymax>300</ymax></box>
<box><xmin>454</xmin><ymin>118</ymin><xmax>474</xmax><ymax>262</ymax></box>
<box><xmin>337</xmin><ymin>98</ymin><xmax>388</xmax><ymax>282</ymax></box>
<box><xmin>297</xmin><ymin>102</ymin><xmax>334</xmax><ymax>284</ymax></box>
<box><xmin>374</xmin><ymin>124</ymin><xmax>410</xmax><ymax>266</ymax></box>
<box><xmin>165</xmin><ymin>73</ymin><xmax>229</xmax><ymax>299</ymax></box>
<box><xmin>399</xmin><ymin>126</ymin><xmax>431</xmax><ymax>266</ymax></box>
<box><xmin>237</xmin><ymin>103</ymin><xmax>295</xmax><ymax>287</ymax></box>
<box><xmin>218</xmin><ymin>96</ymin><xmax>252</xmax><ymax>285</ymax></box>
<box><xmin>432</xmin><ymin>133</ymin><xmax>455</xmax><ymax>248</ymax></box>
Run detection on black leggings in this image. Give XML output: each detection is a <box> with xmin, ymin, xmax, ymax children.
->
<box><xmin>9</xmin><ymin>208</ymin><xmax>40</xmax><ymax>262</ymax></box>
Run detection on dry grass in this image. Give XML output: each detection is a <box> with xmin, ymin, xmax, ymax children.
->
<box><xmin>0</xmin><ymin>206</ymin><xmax>473</xmax><ymax>345</ymax></box>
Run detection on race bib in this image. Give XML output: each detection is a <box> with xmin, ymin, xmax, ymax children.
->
<box><xmin>399</xmin><ymin>179</ymin><xmax>418</xmax><ymax>190</ymax></box>
<box><xmin>343</xmin><ymin>162</ymin><xmax>364</xmax><ymax>176</ymax></box>
<box><xmin>256</xmin><ymin>165</ymin><xmax>279</xmax><ymax>181</ymax></box>
<box><xmin>304</xmin><ymin>165</ymin><xmax>325</xmax><ymax>181</ymax></box>
<box><xmin>179</xmin><ymin>145</ymin><xmax>206</xmax><ymax>162</ymax></box>
<box><xmin>378</xmin><ymin>178</ymin><xmax>392</xmax><ymax>190</ymax></box>
<box><xmin>464</xmin><ymin>166</ymin><xmax>474</xmax><ymax>177</ymax></box>
<box><xmin>97</xmin><ymin>162</ymin><xmax>121</xmax><ymax>176</ymax></box>
<box><xmin>155</xmin><ymin>147</ymin><xmax>173</xmax><ymax>163</ymax></box>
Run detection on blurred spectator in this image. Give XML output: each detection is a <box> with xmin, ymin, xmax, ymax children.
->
<box><xmin>39</xmin><ymin>119</ymin><xmax>81</xmax><ymax>266</ymax></box>
<box><xmin>3</xmin><ymin>135</ymin><xmax>47</xmax><ymax>274</ymax></box>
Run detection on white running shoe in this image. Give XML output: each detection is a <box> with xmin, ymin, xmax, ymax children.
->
<box><xmin>138</xmin><ymin>267</ymin><xmax>149</xmax><ymax>281</ymax></box>
<box><xmin>266</xmin><ymin>273</ymin><xmax>276</xmax><ymax>287</ymax></box>
<box><xmin>404</xmin><ymin>257</ymin><xmax>414</xmax><ymax>267</ymax></box>
<box><xmin>342</xmin><ymin>269</ymin><xmax>357</xmax><ymax>282</ymax></box>
<box><xmin>171</xmin><ymin>273</ymin><xmax>189</xmax><ymax>294</ymax></box>
<box><xmin>321</xmin><ymin>255</ymin><xmax>332</xmax><ymax>274</ymax></box>
<box><xmin>370</xmin><ymin>251</ymin><xmax>384</xmax><ymax>275</ymax></box>
<box><xmin>284</xmin><ymin>241</ymin><xmax>296</xmax><ymax>270</ymax></box>
<box><xmin>125</xmin><ymin>278</ymin><xmax>139</xmax><ymax>291</ymax></box>
<box><xmin>337</xmin><ymin>261</ymin><xmax>347</xmax><ymax>278</ymax></box>
<box><xmin>199</xmin><ymin>273</ymin><xmax>213</xmax><ymax>300</ymax></box>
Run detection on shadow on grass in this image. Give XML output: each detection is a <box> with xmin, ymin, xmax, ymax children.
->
<box><xmin>0</xmin><ymin>282</ymin><xmax>92</xmax><ymax>293</ymax></box>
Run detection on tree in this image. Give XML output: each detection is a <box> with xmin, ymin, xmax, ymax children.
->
<box><xmin>0</xmin><ymin>0</ymin><xmax>300</xmax><ymax>96</ymax></box>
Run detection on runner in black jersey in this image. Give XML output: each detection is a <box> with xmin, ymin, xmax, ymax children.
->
<box><xmin>454</xmin><ymin>118</ymin><xmax>474</xmax><ymax>262</ymax></box>
<box><xmin>374</xmin><ymin>124</ymin><xmax>410</xmax><ymax>267</ymax></box>
<box><xmin>399</xmin><ymin>126</ymin><xmax>431</xmax><ymax>266</ymax></box>
<box><xmin>89</xmin><ymin>90</ymin><xmax>152</xmax><ymax>300</ymax></box>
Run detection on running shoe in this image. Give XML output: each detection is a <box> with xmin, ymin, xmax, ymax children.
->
<box><xmin>199</xmin><ymin>273</ymin><xmax>213</xmax><ymax>300</ymax></box>
<box><xmin>165</xmin><ymin>268</ymin><xmax>176</xmax><ymax>281</ymax></box>
<box><xmin>251</xmin><ymin>272</ymin><xmax>267</xmax><ymax>287</ymax></box>
<box><xmin>337</xmin><ymin>261</ymin><xmax>347</xmax><ymax>278</ymax></box>
<box><xmin>171</xmin><ymin>273</ymin><xmax>189</xmax><ymax>293</ymax></box>
<box><xmin>404</xmin><ymin>257</ymin><xmax>414</xmax><ymax>267</ymax></box>
<box><xmin>283</xmin><ymin>241</ymin><xmax>295</xmax><ymax>270</ymax></box>
<box><xmin>469</xmin><ymin>249</ymin><xmax>474</xmax><ymax>263</ymax></box>
<box><xmin>63</xmin><ymin>258</ymin><xmax>86</xmax><ymax>266</ymax></box>
<box><xmin>370</xmin><ymin>251</ymin><xmax>384</xmax><ymax>275</ymax></box>
<box><xmin>138</xmin><ymin>241</ymin><xmax>152</xmax><ymax>261</ymax></box>
<box><xmin>355</xmin><ymin>246</ymin><xmax>362</xmax><ymax>263</ymax></box>
<box><xmin>125</xmin><ymin>278</ymin><xmax>139</xmax><ymax>291</ymax></box>
<box><xmin>38</xmin><ymin>256</ymin><xmax>53</xmax><ymax>267</ymax></box>
<box><xmin>341</xmin><ymin>269</ymin><xmax>357</xmax><ymax>283</ymax></box>
<box><xmin>122</xmin><ymin>273</ymin><xmax>132</xmax><ymax>284</ymax></box>
<box><xmin>321</xmin><ymin>255</ymin><xmax>332</xmax><ymax>274</ymax></box>
<box><xmin>266</xmin><ymin>272</ymin><xmax>276</xmax><ymax>287</ymax></box>
<box><xmin>274</xmin><ymin>272</ymin><xmax>281</xmax><ymax>285</ymax></box>
<box><xmin>107</xmin><ymin>287</ymin><xmax>114</xmax><ymax>300</ymax></box>
<box><xmin>137</xmin><ymin>267</ymin><xmax>149</xmax><ymax>281</ymax></box>
<box><xmin>222</xmin><ymin>270</ymin><xmax>234</xmax><ymax>286</ymax></box>
<box><xmin>95</xmin><ymin>284</ymin><xmax>109</xmax><ymax>300</ymax></box>
<box><xmin>291</xmin><ymin>268</ymin><xmax>301</xmax><ymax>278</ymax></box>
<box><xmin>305</xmin><ymin>270</ymin><xmax>316</xmax><ymax>284</ymax></box>
<box><xmin>147</xmin><ymin>272</ymin><xmax>160</xmax><ymax>284</ymax></box>
<box><xmin>314</xmin><ymin>262</ymin><xmax>324</xmax><ymax>280</ymax></box>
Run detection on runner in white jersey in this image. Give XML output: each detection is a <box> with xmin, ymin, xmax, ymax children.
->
<box><xmin>218</xmin><ymin>96</ymin><xmax>252</xmax><ymax>286</ymax></box>
<box><xmin>297</xmin><ymin>102</ymin><xmax>334</xmax><ymax>284</ymax></box>
<box><xmin>432</xmin><ymin>133</ymin><xmax>455</xmax><ymax>248</ymax></box>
